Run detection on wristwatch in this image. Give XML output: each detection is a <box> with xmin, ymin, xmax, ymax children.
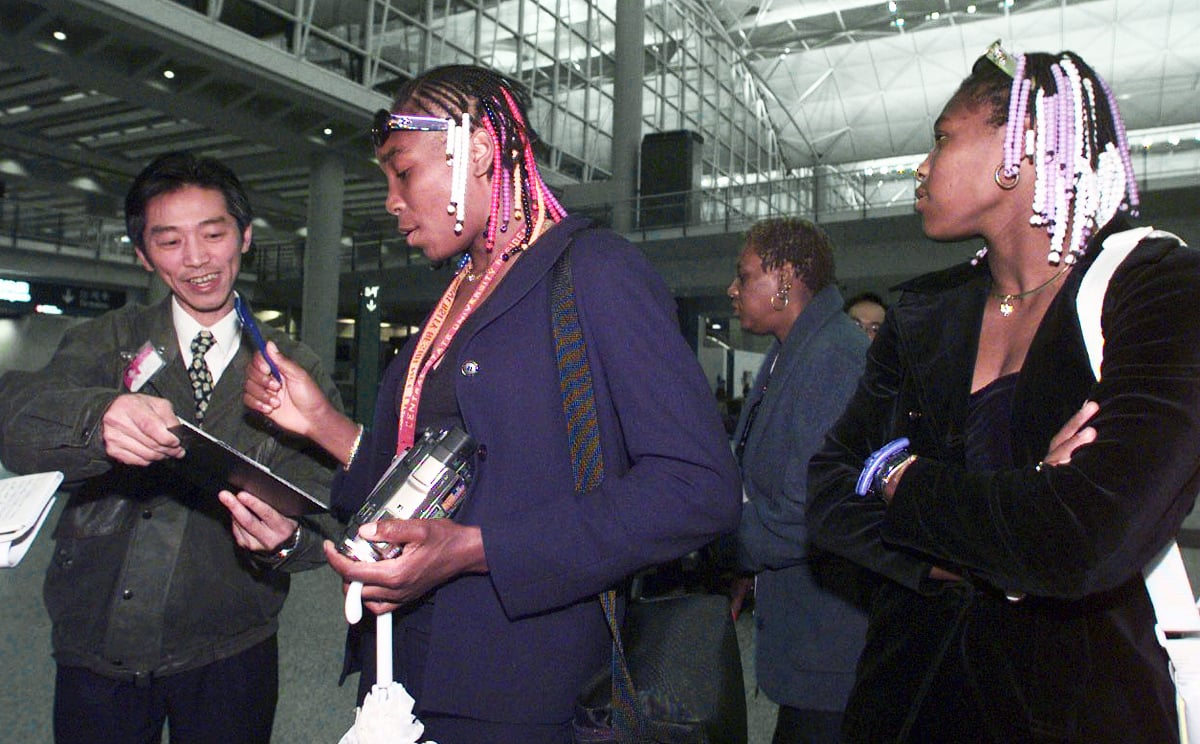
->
<box><xmin>257</xmin><ymin>524</ymin><xmax>303</xmax><ymax>567</ymax></box>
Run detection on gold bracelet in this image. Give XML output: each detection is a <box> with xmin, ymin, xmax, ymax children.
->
<box><xmin>344</xmin><ymin>424</ymin><xmax>365</xmax><ymax>471</ymax></box>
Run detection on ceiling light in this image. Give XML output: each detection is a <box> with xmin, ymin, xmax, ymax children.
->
<box><xmin>162</xmin><ymin>70</ymin><xmax>175</xmax><ymax>80</ymax></box>
<box><xmin>0</xmin><ymin>159</ymin><xmax>29</xmax><ymax>176</ymax></box>
<box><xmin>52</xmin><ymin>31</ymin><xmax>67</xmax><ymax>41</ymax></box>
<box><xmin>68</xmin><ymin>176</ymin><xmax>102</xmax><ymax>193</ymax></box>
<box><xmin>967</xmin><ymin>4</ymin><xmax>977</xmax><ymax>12</ymax></box>
<box><xmin>887</xmin><ymin>0</ymin><xmax>897</xmax><ymax>11</ymax></box>
<box><xmin>323</xmin><ymin>127</ymin><xmax>333</xmax><ymax>136</ymax></box>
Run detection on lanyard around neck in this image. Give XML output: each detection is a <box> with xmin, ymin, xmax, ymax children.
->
<box><xmin>395</xmin><ymin>253</ymin><xmax>506</xmax><ymax>453</ymax></box>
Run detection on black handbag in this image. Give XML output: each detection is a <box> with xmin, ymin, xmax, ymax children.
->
<box><xmin>573</xmin><ymin>592</ymin><xmax>748</xmax><ymax>744</ymax></box>
<box><xmin>549</xmin><ymin>245</ymin><xmax>747</xmax><ymax>744</ymax></box>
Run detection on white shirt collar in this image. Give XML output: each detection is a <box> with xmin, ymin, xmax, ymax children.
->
<box><xmin>172</xmin><ymin>298</ymin><xmax>243</xmax><ymax>384</ymax></box>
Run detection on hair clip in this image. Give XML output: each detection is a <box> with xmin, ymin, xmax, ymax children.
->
<box><xmin>985</xmin><ymin>39</ymin><xmax>1018</xmax><ymax>78</ymax></box>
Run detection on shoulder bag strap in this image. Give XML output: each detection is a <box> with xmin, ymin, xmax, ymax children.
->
<box><xmin>549</xmin><ymin>246</ymin><xmax>647</xmax><ymax>743</ymax></box>
<box><xmin>1075</xmin><ymin>226</ymin><xmax>1200</xmax><ymax>634</ymax></box>
<box><xmin>1075</xmin><ymin>227</ymin><xmax>1200</xmax><ymax>741</ymax></box>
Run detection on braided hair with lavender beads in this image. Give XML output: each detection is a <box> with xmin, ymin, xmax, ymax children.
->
<box><xmin>949</xmin><ymin>43</ymin><xmax>1140</xmax><ymax>266</ymax></box>
<box><xmin>386</xmin><ymin>65</ymin><xmax>568</xmax><ymax>263</ymax></box>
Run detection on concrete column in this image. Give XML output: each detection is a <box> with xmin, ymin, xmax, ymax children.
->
<box><xmin>611</xmin><ymin>0</ymin><xmax>644</xmax><ymax>234</ymax></box>
<box><xmin>354</xmin><ymin>281</ymin><xmax>382</xmax><ymax>423</ymax></box>
<box><xmin>301</xmin><ymin>152</ymin><xmax>344</xmax><ymax>376</ymax></box>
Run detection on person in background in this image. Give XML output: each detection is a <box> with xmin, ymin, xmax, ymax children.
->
<box><xmin>808</xmin><ymin>41</ymin><xmax>1199</xmax><ymax>742</ymax></box>
<box><xmin>0</xmin><ymin>151</ymin><xmax>342</xmax><ymax>743</ymax></box>
<box><xmin>726</xmin><ymin>217</ymin><xmax>873</xmax><ymax>743</ymax></box>
<box><xmin>239</xmin><ymin>64</ymin><xmax>741</xmax><ymax>743</ymax></box>
<box><xmin>843</xmin><ymin>291</ymin><xmax>887</xmax><ymax>341</ymax></box>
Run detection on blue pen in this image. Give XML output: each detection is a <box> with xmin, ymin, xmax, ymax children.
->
<box><xmin>234</xmin><ymin>295</ymin><xmax>282</xmax><ymax>381</ymax></box>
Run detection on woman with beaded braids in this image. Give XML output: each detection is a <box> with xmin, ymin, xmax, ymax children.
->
<box><xmin>807</xmin><ymin>42</ymin><xmax>1198</xmax><ymax>743</ymax></box>
<box><xmin>238</xmin><ymin>65</ymin><xmax>740</xmax><ymax>742</ymax></box>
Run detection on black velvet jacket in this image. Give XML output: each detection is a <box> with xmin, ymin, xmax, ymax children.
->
<box><xmin>809</xmin><ymin>222</ymin><xmax>1199</xmax><ymax>743</ymax></box>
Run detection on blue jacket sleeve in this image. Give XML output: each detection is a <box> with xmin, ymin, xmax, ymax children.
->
<box><xmin>484</xmin><ymin>235</ymin><xmax>742</xmax><ymax>617</ymax></box>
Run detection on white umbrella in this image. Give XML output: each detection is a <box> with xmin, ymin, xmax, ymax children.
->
<box><xmin>339</xmin><ymin>581</ymin><xmax>433</xmax><ymax>744</ymax></box>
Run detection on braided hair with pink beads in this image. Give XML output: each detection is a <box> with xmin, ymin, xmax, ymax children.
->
<box><xmin>382</xmin><ymin>65</ymin><xmax>568</xmax><ymax>265</ymax></box>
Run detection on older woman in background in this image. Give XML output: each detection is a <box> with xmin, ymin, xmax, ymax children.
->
<box><xmin>727</xmin><ymin>217</ymin><xmax>872</xmax><ymax>743</ymax></box>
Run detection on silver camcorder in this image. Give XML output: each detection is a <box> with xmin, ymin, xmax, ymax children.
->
<box><xmin>338</xmin><ymin>426</ymin><xmax>477</xmax><ymax>563</ymax></box>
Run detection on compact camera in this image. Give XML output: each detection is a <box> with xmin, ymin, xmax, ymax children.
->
<box><xmin>337</xmin><ymin>426</ymin><xmax>477</xmax><ymax>563</ymax></box>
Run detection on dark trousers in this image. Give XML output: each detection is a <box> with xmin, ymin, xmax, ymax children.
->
<box><xmin>772</xmin><ymin>705</ymin><xmax>844</xmax><ymax>744</ymax></box>
<box><xmin>53</xmin><ymin>635</ymin><xmax>278</xmax><ymax>744</ymax></box>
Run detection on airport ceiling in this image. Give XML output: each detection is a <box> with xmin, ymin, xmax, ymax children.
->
<box><xmin>0</xmin><ymin>0</ymin><xmax>1197</xmax><ymax>251</ymax></box>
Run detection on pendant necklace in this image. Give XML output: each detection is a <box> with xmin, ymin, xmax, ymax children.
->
<box><xmin>991</xmin><ymin>264</ymin><xmax>1071</xmax><ymax>317</ymax></box>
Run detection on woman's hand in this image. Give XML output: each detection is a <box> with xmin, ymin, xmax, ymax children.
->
<box><xmin>243</xmin><ymin>341</ymin><xmax>361</xmax><ymax>466</ymax></box>
<box><xmin>243</xmin><ymin>341</ymin><xmax>333</xmax><ymax>439</ymax></box>
<box><xmin>324</xmin><ymin>519</ymin><xmax>487</xmax><ymax>615</ymax></box>
<box><xmin>1043</xmin><ymin>400</ymin><xmax>1099</xmax><ymax>467</ymax></box>
<box><xmin>219</xmin><ymin>489</ymin><xmax>299</xmax><ymax>553</ymax></box>
<box><xmin>729</xmin><ymin>575</ymin><xmax>755</xmax><ymax>620</ymax></box>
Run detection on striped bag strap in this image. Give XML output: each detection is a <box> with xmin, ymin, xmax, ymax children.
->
<box><xmin>549</xmin><ymin>246</ymin><xmax>647</xmax><ymax>743</ymax></box>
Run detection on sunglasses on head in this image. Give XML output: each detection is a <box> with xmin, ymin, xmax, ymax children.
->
<box><xmin>371</xmin><ymin>109</ymin><xmax>451</xmax><ymax>148</ymax></box>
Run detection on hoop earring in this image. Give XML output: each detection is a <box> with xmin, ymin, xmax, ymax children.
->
<box><xmin>994</xmin><ymin>164</ymin><xmax>1020</xmax><ymax>190</ymax></box>
<box><xmin>771</xmin><ymin>281</ymin><xmax>791</xmax><ymax>312</ymax></box>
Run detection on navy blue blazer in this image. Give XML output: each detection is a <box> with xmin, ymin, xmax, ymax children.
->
<box><xmin>334</xmin><ymin>216</ymin><xmax>742</xmax><ymax>724</ymax></box>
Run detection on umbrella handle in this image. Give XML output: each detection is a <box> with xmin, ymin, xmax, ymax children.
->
<box><xmin>343</xmin><ymin>580</ymin><xmax>394</xmax><ymax>687</ymax></box>
<box><xmin>377</xmin><ymin>611</ymin><xmax>394</xmax><ymax>686</ymax></box>
<box><xmin>345</xmin><ymin>580</ymin><xmax>364</xmax><ymax>624</ymax></box>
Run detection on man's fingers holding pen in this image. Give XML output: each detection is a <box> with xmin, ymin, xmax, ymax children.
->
<box><xmin>102</xmin><ymin>393</ymin><xmax>183</xmax><ymax>465</ymax></box>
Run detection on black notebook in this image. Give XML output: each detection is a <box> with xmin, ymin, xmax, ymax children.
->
<box><xmin>170</xmin><ymin>419</ymin><xmax>328</xmax><ymax>516</ymax></box>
